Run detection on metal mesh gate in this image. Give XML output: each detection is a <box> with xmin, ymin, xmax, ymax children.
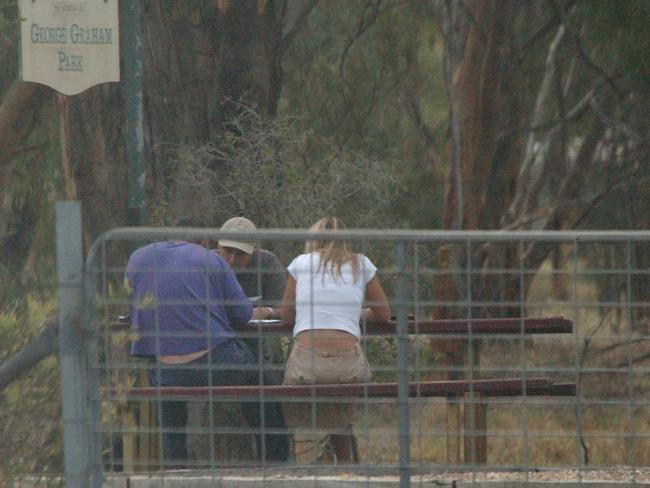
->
<box><xmin>64</xmin><ymin>219</ymin><xmax>649</xmax><ymax>486</ymax></box>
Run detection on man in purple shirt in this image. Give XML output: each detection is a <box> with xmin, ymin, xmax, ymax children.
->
<box><xmin>127</xmin><ymin>238</ymin><xmax>289</xmax><ymax>467</ymax></box>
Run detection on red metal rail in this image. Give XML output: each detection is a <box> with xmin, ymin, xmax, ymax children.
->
<box><xmin>105</xmin><ymin>377</ymin><xmax>575</xmax><ymax>401</ymax></box>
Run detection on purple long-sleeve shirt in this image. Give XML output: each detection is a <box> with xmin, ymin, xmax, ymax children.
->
<box><xmin>126</xmin><ymin>241</ymin><xmax>252</xmax><ymax>357</ymax></box>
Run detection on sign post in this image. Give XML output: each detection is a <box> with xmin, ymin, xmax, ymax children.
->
<box><xmin>20</xmin><ymin>3</ymin><xmax>121</xmax><ymax>485</ymax></box>
<box><xmin>55</xmin><ymin>201</ymin><xmax>87</xmax><ymax>488</ymax></box>
<box><xmin>122</xmin><ymin>0</ymin><xmax>146</xmax><ymax>225</ymax></box>
<box><xmin>20</xmin><ymin>0</ymin><xmax>145</xmax><ymax>225</ymax></box>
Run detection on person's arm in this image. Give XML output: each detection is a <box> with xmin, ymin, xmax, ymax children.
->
<box><xmin>361</xmin><ymin>276</ymin><xmax>391</xmax><ymax>323</ymax></box>
<box><xmin>280</xmin><ymin>275</ymin><xmax>296</xmax><ymax>326</ymax></box>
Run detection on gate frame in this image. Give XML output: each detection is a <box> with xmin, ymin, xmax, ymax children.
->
<box><xmin>64</xmin><ymin>214</ymin><xmax>650</xmax><ymax>487</ymax></box>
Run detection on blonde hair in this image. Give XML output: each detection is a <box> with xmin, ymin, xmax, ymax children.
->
<box><xmin>306</xmin><ymin>216</ymin><xmax>359</xmax><ymax>282</ymax></box>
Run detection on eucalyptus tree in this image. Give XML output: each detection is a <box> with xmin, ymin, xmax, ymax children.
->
<box><xmin>0</xmin><ymin>0</ymin><xmax>317</xmax><ymax>258</ymax></box>
<box><xmin>279</xmin><ymin>0</ymin><xmax>448</xmax><ymax>228</ymax></box>
<box><xmin>0</xmin><ymin>0</ymin><xmax>318</xmax><ymax>474</ymax></box>
<box><xmin>434</xmin><ymin>0</ymin><xmax>650</xmax><ymax>321</ymax></box>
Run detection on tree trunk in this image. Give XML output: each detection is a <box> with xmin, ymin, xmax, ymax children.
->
<box><xmin>433</xmin><ymin>1</ymin><xmax>546</xmax><ymax>380</ymax></box>
<box><xmin>4</xmin><ymin>0</ymin><xmax>310</xmax><ymax>465</ymax></box>
<box><xmin>61</xmin><ymin>85</ymin><xmax>129</xmax><ymax>248</ymax></box>
<box><xmin>434</xmin><ymin>0</ymin><xmax>524</xmax><ymax>320</ymax></box>
<box><xmin>141</xmin><ymin>0</ymin><xmax>285</xmax><ymax>219</ymax></box>
<box><xmin>0</xmin><ymin>82</ymin><xmax>53</xmax><ymax>263</ymax></box>
<box><xmin>60</xmin><ymin>1</ymin><xmax>287</xmax><ymax>243</ymax></box>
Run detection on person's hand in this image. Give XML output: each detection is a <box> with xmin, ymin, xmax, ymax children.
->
<box><xmin>252</xmin><ymin>307</ymin><xmax>275</xmax><ymax>320</ymax></box>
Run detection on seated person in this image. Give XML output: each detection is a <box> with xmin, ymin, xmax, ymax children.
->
<box><xmin>217</xmin><ymin>215</ymin><xmax>290</xmax><ymax>457</ymax></box>
<box><xmin>280</xmin><ymin>216</ymin><xmax>391</xmax><ymax>463</ymax></box>
<box><xmin>126</xmin><ymin>220</ymin><xmax>289</xmax><ymax>468</ymax></box>
<box><xmin>217</xmin><ymin>217</ymin><xmax>286</xmax><ymax>336</ymax></box>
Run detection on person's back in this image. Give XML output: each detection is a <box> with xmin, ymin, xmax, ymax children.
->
<box><xmin>289</xmin><ymin>251</ymin><xmax>378</xmax><ymax>340</ymax></box>
<box><xmin>128</xmin><ymin>241</ymin><xmax>249</xmax><ymax>358</ymax></box>
<box><xmin>126</xmin><ymin>237</ymin><xmax>289</xmax><ymax>467</ymax></box>
<box><xmin>216</xmin><ymin>217</ymin><xmax>292</xmax><ymax>457</ymax></box>
<box><xmin>281</xmin><ymin>216</ymin><xmax>391</xmax><ymax>463</ymax></box>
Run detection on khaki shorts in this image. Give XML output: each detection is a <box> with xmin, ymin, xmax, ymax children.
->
<box><xmin>282</xmin><ymin>342</ymin><xmax>370</xmax><ymax>431</ymax></box>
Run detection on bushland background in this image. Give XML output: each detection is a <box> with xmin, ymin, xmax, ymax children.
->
<box><xmin>0</xmin><ymin>0</ymin><xmax>648</xmax><ymax>480</ymax></box>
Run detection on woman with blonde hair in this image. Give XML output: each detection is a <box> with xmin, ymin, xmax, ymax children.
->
<box><xmin>281</xmin><ymin>216</ymin><xmax>391</xmax><ymax>462</ymax></box>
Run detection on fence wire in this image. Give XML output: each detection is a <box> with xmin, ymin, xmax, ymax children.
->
<box><xmin>80</xmin><ymin>228</ymin><xmax>650</xmax><ymax>487</ymax></box>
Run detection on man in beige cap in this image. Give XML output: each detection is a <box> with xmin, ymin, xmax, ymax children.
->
<box><xmin>218</xmin><ymin>217</ymin><xmax>287</xmax><ymax>321</ymax></box>
<box><xmin>217</xmin><ymin>216</ymin><xmax>291</xmax><ymax>460</ymax></box>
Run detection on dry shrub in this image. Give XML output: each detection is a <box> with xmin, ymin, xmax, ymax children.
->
<box><xmin>162</xmin><ymin>106</ymin><xmax>400</xmax><ymax>240</ymax></box>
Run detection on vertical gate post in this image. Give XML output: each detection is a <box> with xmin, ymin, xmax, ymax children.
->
<box><xmin>395</xmin><ymin>241</ymin><xmax>411</xmax><ymax>488</ymax></box>
<box><xmin>56</xmin><ymin>201</ymin><xmax>89</xmax><ymax>487</ymax></box>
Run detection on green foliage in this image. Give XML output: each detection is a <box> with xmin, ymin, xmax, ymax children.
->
<box><xmin>2</xmin><ymin>96</ymin><xmax>61</xmax><ymax>285</ymax></box>
<box><xmin>0</xmin><ymin>0</ymin><xmax>19</xmax><ymax>89</ymax></box>
<box><xmin>1</xmin><ymin>0</ymin><xmax>649</xmax><ymax>477</ymax></box>
<box><xmin>365</xmin><ymin>336</ymin><xmax>441</xmax><ymax>382</ymax></box>
<box><xmin>0</xmin><ymin>308</ymin><xmax>19</xmax><ymax>361</ymax></box>
<box><xmin>0</xmin><ymin>0</ymin><xmax>16</xmax><ymax>30</ymax></box>
<box><xmin>0</xmin><ymin>296</ymin><xmax>61</xmax><ymax>481</ymax></box>
<box><xmin>279</xmin><ymin>0</ymin><xmax>447</xmax><ymax>228</ymax></box>
<box><xmin>580</xmin><ymin>0</ymin><xmax>650</xmax><ymax>93</ymax></box>
<box><xmin>0</xmin><ymin>0</ymin><xmax>60</xmax><ymax>286</ymax></box>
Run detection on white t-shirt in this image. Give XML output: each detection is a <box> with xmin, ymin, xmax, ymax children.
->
<box><xmin>287</xmin><ymin>252</ymin><xmax>377</xmax><ymax>338</ymax></box>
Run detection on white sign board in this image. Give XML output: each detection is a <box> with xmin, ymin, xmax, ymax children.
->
<box><xmin>20</xmin><ymin>0</ymin><xmax>120</xmax><ymax>95</ymax></box>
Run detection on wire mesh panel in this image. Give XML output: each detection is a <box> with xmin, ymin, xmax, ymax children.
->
<box><xmin>80</xmin><ymin>228</ymin><xmax>650</xmax><ymax>486</ymax></box>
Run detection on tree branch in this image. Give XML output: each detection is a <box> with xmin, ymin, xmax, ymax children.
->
<box><xmin>508</xmin><ymin>22</ymin><xmax>567</xmax><ymax>221</ymax></box>
<box><xmin>280</xmin><ymin>0</ymin><xmax>319</xmax><ymax>54</ymax></box>
<box><xmin>515</xmin><ymin>8</ymin><xmax>559</xmax><ymax>66</ymax></box>
<box><xmin>574</xmin><ymin>308</ymin><xmax>611</xmax><ymax>465</ymax></box>
<box><xmin>338</xmin><ymin>0</ymin><xmax>382</xmax><ymax>83</ymax></box>
<box><xmin>615</xmin><ymin>351</ymin><xmax>650</xmax><ymax>368</ymax></box>
<box><xmin>593</xmin><ymin>337</ymin><xmax>650</xmax><ymax>357</ymax></box>
<box><xmin>0</xmin><ymin>314</ymin><xmax>58</xmax><ymax>392</ymax></box>
<box><xmin>569</xmin><ymin>25</ymin><xmax>624</xmax><ymax>97</ymax></box>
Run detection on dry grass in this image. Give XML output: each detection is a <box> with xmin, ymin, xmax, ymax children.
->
<box><xmin>338</xmin><ymin>263</ymin><xmax>650</xmax><ymax>470</ymax></box>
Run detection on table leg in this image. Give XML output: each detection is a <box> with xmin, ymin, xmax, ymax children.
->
<box><xmin>463</xmin><ymin>391</ymin><xmax>487</xmax><ymax>464</ymax></box>
<box><xmin>122</xmin><ymin>410</ymin><xmax>135</xmax><ymax>472</ymax></box>
<box><xmin>446</xmin><ymin>395</ymin><xmax>462</xmax><ymax>464</ymax></box>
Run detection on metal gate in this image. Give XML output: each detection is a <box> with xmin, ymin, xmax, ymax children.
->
<box><xmin>56</xmin><ymin>202</ymin><xmax>650</xmax><ymax>487</ymax></box>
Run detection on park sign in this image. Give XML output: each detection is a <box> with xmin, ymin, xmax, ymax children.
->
<box><xmin>19</xmin><ymin>0</ymin><xmax>119</xmax><ymax>95</ymax></box>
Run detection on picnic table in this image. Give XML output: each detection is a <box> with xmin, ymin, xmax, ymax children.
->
<box><xmin>106</xmin><ymin>315</ymin><xmax>574</xmax><ymax>468</ymax></box>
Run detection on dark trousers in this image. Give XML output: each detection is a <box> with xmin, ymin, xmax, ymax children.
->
<box><xmin>148</xmin><ymin>338</ymin><xmax>289</xmax><ymax>468</ymax></box>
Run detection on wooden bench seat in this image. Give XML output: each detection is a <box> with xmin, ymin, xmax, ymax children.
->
<box><xmin>106</xmin><ymin>377</ymin><xmax>575</xmax><ymax>400</ymax></box>
<box><xmin>106</xmin><ymin>377</ymin><xmax>576</xmax><ymax>469</ymax></box>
